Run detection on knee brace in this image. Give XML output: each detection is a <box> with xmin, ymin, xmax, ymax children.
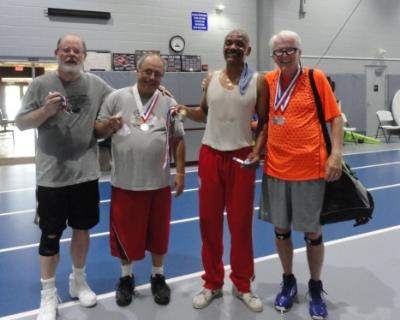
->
<box><xmin>39</xmin><ymin>232</ymin><xmax>62</xmax><ymax>256</ymax></box>
<box><xmin>275</xmin><ymin>230</ymin><xmax>291</xmax><ymax>240</ymax></box>
<box><xmin>304</xmin><ymin>234</ymin><xmax>323</xmax><ymax>246</ymax></box>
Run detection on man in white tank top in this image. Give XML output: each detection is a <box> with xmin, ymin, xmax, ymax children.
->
<box><xmin>180</xmin><ymin>29</ymin><xmax>268</xmax><ymax>312</ymax></box>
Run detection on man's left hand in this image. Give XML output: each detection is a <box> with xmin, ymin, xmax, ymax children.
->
<box><xmin>325</xmin><ymin>153</ymin><xmax>342</xmax><ymax>182</ymax></box>
<box><xmin>173</xmin><ymin>174</ymin><xmax>184</xmax><ymax>197</ymax></box>
<box><xmin>242</xmin><ymin>152</ymin><xmax>260</xmax><ymax>169</ymax></box>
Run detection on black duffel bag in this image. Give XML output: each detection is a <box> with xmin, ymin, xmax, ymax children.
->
<box><xmin>321</xmin><ymin>162</ymin><xmax>374</xmax><ymax>226</ymax></box>
<box><xmin>309</xmin><ymin>69</ymin><xmax>374</xmax><ymax>227</ymax></box>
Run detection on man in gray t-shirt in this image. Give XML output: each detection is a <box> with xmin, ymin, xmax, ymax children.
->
<box><xmin>95</xmin><ymin>53</ymin><xmax>185</xmax><ymax>307</ymax></box>
<box><xmin>16</xmin><ymin>34</ymin><xmax>112</xmax><ymax>320</ymax></box>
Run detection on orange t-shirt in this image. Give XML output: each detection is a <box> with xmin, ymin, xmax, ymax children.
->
<box><xmin>264</xmin><ymin>68</ymin><xmax>341</xmax><ymax>181</ymax></box>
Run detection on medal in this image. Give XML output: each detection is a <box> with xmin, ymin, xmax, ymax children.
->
<box><xmin>274</xmin><ymin>67</ymin><xmax>301</xmax><ymax>112</ymax></box>
<box><xmin>132</xmin><ymin>84</ymin><xmax>160</xmax><ymax>130</ymax></box>
<box><xmin>272</xmin><ymin>115</ymin><xmax>285</xmax><ymax>125</ymax></box>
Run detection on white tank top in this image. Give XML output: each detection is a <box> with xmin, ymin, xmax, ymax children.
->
<box><xmin>202</xmin><ymin>70</ymin><xmax>258</xmax><ymax>151</ymax></box>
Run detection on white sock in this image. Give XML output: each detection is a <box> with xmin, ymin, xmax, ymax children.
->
<box><xmin>41</xmin><ymin>277</ymin><xmax>56</xmax><ymax>290</ymax></box>
<box><xmin>72</xmin><ymin>265</ymin><xmax>86</xmax><ymax>277</ymax></box>
<box><xmin>152</xmin><ymin>266</ymin><xmax>164</xmax><ymax>276</ymax></box>
<box><xmin>121</xmin><ymin>263</ymin><xmax>133</xmax><ymax>277</ymax></box>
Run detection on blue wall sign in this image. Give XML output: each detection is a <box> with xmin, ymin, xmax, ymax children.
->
<box><xmin>191</xmin><ymin>12</ymin><xmax>208</xmax><ymax>31</ymax></box>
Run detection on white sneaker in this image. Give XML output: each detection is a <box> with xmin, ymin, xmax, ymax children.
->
<box><xmin>69</xmin><ymin>273</ymin><xmax>97</xmax><ymax>307</ymax></box>
<box><xmin>232</xmin><ymin>286</ymin><xmax>263</xmax><ymax>312</ymax></box>
<box><xmin>192</xmin><ymin>288</ymin><xmax>223</xmax><ymax>309</ymax></box>
<box><xmin>37</xmin><ymin>288</ymin><xmax>59</xmax><ymax>320</ymax></box>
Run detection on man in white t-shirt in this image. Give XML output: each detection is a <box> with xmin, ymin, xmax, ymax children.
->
<box><xmin>180</xmin><ymin>29</ymin><xmax>268</xmax><ymax>312</ymax></box>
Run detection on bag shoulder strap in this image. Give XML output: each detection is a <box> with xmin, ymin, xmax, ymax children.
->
<box><xmin>308</xmin><ymin>69</ymin><xmax>332</xmax><ymax>155</ymax></box>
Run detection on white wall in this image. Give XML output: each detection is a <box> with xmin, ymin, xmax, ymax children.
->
<box><xmin>2</xmin><ymin>0</ymin><xmax>400</xmax><ymax>74</ymax></box>
<box><xmin>0</xmin><ymin>0</ymin><xmax>258</xmax><ymax>70</ymax></box>
<box><xmin>258</xmin><ymin>0</ymin><xmax>400</xmax><ymax>74</ymax></box>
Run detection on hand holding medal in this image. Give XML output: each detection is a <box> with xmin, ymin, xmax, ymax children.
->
<box><xmin>109</xmin><ymin>112</ymin><xmax>125</xmax><ymax>134</ymax></box>
<box><xmin>45</xmin><ymin>91</ymin><xmax>67</xmax><ymax>116</ymax></box>
<box><xmin>175</xmin><ymin>105</ymin><xmax>188</xmax><ymax>121</ymax></box>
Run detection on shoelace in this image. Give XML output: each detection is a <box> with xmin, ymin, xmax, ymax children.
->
<box><xmin>42</xmin><ymin>294</ymin><xmax>61</xmax><ymax>312</ymax></box>
<box><xmin>307</xmin><ymin>288</ymin><xmax>328</xmax><ymax>302</ymax></box>
<box><xmin>281</xmin><ymin>281</ymin><xmax>295</xmax><ymax>296</ymax></box>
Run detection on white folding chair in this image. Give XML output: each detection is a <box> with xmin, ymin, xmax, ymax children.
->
<box><xmin>341</xmin><ymin>113</ymin><xmax>357</xmax><ymax>143</ymax></box>
<box><xmin>0</xmin><ymin>110</ymin><xmax>15</xmax><ymax>142</ymax></box>
<box><xmin>375</xmin><ymin>110</ymin><xmax>400</xmax><ymax>143</ymax></box>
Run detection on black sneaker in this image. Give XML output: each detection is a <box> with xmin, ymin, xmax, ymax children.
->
<box><xmin>116</xmin><ymin>275</ymin><xmax>135</xmax><ymax>306</ymax></box>
<box><xmin>150</xmin><ymin>274</ymin><xmax>171</xmax><ymax>305</ymax></box>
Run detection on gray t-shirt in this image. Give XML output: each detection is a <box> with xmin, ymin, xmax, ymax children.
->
<box><xmin>18</xmin><ymin>71</ymin><xmax>113</xmax><ymax>187</ymax></box>
<box><xmin>98</xmin><ymin>86</ymin><xmax>185</xmax><ymax>191</ymax></box>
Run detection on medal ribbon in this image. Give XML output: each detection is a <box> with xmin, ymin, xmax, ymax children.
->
<box><xmin>274</xmin><ymin>67</ymin><xmax>301</xmax><ymax>112</ymax></box>
<box><xmin>162</xmin><ymin>106</ymin><xmax>179</xmax><ymax>168</ymax></box>
<box><xmin>132</xmin><ymin>84</ymin><xmax>160</xmax><ymax>124</ymax></box>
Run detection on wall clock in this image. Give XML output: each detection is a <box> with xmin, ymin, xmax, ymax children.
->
<box><xmin>169</xmin><ymin>35</ymin><xmax>185</xmax><ymax>53</ymax></box>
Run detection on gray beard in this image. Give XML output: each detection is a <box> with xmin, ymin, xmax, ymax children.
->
<box><xmin>57</xmin><ymin>58</ymin><xmax>83</xmax><ymax>74</ymax></box>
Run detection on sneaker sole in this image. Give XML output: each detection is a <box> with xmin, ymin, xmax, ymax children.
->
<box><xmin>192</xmin><ymin>290</ymin><xmax>223</xmax><ymax>309</ymax></box>
<box><xmin>232</xmin><ymin>287</ymin><xmax>263</xmax><ymax>313</ymax></box>
<box><xmin>311</xmin><ymin>314</ymin><xmax>327</xmax><ymax>320</ymax></box>
<box><xmin>275</xmin><ymin>305</ymin><xmax>290</xmax><ymax>312</ymax></box>
<box><xmin>69</xmin><ymin>290</ymin><xmax>97</xmax><ymax>308</ymax></box>
<box><xmin>153</xmin><ymin>295</ymin><xmax>170</xmax><ymax>306</ymax></box>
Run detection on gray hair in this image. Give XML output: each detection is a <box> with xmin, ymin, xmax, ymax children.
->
<box><xmin>269</xmin><ymin>30</ymin><xmax>301</xmax><ymax>49</ymax></box>
<box><xmin>136</xmin><ymin>53</ymin><xmax>166</xmax><ymax>72</ymax></box>
<box><xmin>56</xmin><ymin>34</ymin><xmax>87</xmax><ymax>53</ymax></box>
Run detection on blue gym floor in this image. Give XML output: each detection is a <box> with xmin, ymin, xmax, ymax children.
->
<box><xmin>0</xmin><ymin>144</ymin><xmax>399</xmax><ymax>319</ymax></box>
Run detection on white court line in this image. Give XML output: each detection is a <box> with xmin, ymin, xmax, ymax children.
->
<box><xmin>2</xmin><ymin>173</ymin><xmax>399</xmax><ymax>219</ymax></box>
<box><xmin>343</xmin><ymin>147</ymin><xmax>400</xmax><ymax>156</ymax></box>
<box><xmin>0</xmin><ymin>182</ymin><xmax>260</xmax><ymax>218</ymax></box>
<box><xmin>2</xmin><ymin>225</ymin><xmax>399</xmax><ymax>320</ymax></box>
<box><xmin>352</xmin><ymin>160</ymin><xmax>400</xmax><ymax>170</ymax></box>
<box><xmin>1</xmin><ymin>152</ymin><xmax>400</xmax><ymax>196</ymax></box>
<box><xmin>0</xmin><ymin>170</ymin><xmax>200</xmax><ymax>195</ymax></box>
<box><xmin>0</xmin><ymin>210</ymin><xmax>231</xmax><ymax>254</ymax></box>
<box><xmin>1</xmin><ymin>148</ymin><xmax>400</xmax><ymax>195</ymax></box>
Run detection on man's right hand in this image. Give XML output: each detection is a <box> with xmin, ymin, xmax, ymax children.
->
<box><xmin>43</xmin><ymin>92</ymin><xmax>63</xmax><ymax>117</ymax></box>
<box><xmin>108</xmin><ymin>113</ymin><xmax>124</xmax><ymax>133</ymax></box>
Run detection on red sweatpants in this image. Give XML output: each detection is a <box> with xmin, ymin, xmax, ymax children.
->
<box><xmin>198</xmin><ymin>145</ymin><xmax>256</xmax><ymax>293</ymax></box>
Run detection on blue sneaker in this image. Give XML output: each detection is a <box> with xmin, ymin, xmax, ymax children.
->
<box><xmin>274</xmin><ymin>274</ymin><xmax>297</xmax><ymax>312</ymax></box>
<box><xmin>308</xmin><ymin>279</ymin><xmax>328</xmax><ymax>320</ymax></box>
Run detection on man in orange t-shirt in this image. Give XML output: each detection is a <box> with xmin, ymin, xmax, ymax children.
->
<box><xmin>259</xmin><ymin>30</ymin><xmax>343</xmax><ymax>320</ymax></box>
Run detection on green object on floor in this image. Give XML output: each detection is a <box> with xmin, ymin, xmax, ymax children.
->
<box><xmin>344</xmin><ymin>131</ymin><xmax>381</xmax><ymax>144</ymax></box>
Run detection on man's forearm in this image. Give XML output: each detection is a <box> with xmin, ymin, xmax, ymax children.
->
<box><xmin>16</xmin><ymin>107</ymin><xmax>52</xmax><ymax>131</ymax></box>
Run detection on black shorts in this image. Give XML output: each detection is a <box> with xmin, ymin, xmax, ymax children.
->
<box><xmin>37</xmin><ymin>180</ymin><xmax>100</xmax><ymax>234</ymax></box>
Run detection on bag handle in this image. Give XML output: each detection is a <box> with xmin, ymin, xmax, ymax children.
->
<box><xmin>308</xmin><ymin>69</ymin><xmax>332</xmax><ymax>155</ymax></box>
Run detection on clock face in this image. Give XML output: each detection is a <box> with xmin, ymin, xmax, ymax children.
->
<box><xmin>169</xmin><ymin>35</ymin><xmax>185</xmax><ymax>53</ymax></box>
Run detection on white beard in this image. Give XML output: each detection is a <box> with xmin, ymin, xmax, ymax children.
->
<box><xmin>57</xmin><ymin>57</ymin><xmax>83</xmax><ymax>74</ymax></box>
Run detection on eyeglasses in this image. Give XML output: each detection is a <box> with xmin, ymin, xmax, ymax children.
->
<box><xmin>58</xmin><ymin>47</ymin><xmax>85</xmax><ymax>55</ymax></box>
<box><xmin>272</xmin><ymin>47</ymin><xmax>298</xmax><ymax>57</ymax></box>
<box><xmin>141</xmin><ymin>69</ymin><xmax>163</xmax><ymax>79</ymax></box>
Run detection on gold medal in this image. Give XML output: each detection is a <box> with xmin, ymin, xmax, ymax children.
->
<box><xmin>179</xmin><ymin>108</ymin><xmax>187</xmax><ymax>117</ymax></box>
